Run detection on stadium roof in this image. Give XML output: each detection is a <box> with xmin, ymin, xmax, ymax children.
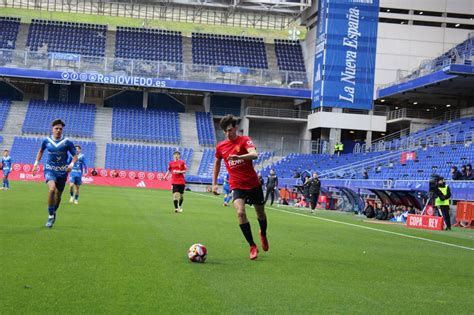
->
<box><xmin>114</xmin><ymin>0</ymin><xmax>311</xmax><ymax>15</ymax></box>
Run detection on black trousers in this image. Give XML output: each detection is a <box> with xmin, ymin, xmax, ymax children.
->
<box><xmin>439</xmin><ymin>205</ymin><xmax>451</xmax><ymax>229</ymax></box>
<box><xmin>310</xmin><ymin>193</ymin><xmax>319</xmax><ymax>210</ymax></box>
<box><xmin>264</xmin><ymin>187</ymin><xmax>275</xmax><ymax>205</ymax></box>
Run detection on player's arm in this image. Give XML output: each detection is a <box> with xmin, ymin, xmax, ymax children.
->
<box><xmin>176</xmin><ymin>163</ymin><xmax>186</xmax><ymax>174</ymax></box>
<box><xmin>66</xmin><ymin>143</ymin><xmax>78</xmax><ymax>173</ymax></box>
<box><xmin>228</xmin><ymin>147</ymin><xmax>258</xmax><ymax>161</ymax></box>
<box><xmin>67</xmin><ymin>154</ymin><xmax>78</xmax><ymax>173</ymax></box>
<box><xmin>32</xmin><ymin>147</ymin><xmax>44</xmax><ymax>175</ymax></box>
<box><xmin>163</xmin><ymin>163</ymin><xmax>171</xmax><ymax>181</ymax></box>
<box><xmin>212</xmin><ymin>157</ymin><xmax>222</xmax><ymax>195</ymax></box>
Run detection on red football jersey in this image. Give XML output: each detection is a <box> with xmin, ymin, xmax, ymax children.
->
<box><xmin>168</xmin><ymin>160</ymin><xmax>186</xmax><ymax>185</ymax></box>
<box><xmin>215</xmin><ymin>135</ymin><xmax>259</xmax><ymax>190</ymax></box>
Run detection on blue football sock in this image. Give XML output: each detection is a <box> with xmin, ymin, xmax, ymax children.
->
<box><xmin>2</xmin><ymin>179</ymin><xmax>5</xmax><ymax>188</ymax></box>
<box><xmin>6</xmin><ymin>180</ymin><xmax>9</xmax><ymax>188</ymax></box>
<box><xmin>75</xmin><ymin>194</ymin><xmax>79</xmax><ymax>201</ymax></box>
<box><xmin>70</xmin><ymin>190</ymin><xmax>74</xmax><ymax>197</ymax></box>
<box><xmin>48</xmin><ymin>206</ymin><xmax>56</xmax><ymax>216</ymax></box>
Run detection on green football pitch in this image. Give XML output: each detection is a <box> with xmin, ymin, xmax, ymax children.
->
<box><xmin>1</xmin><ymin>181</ymin><xmax>473</xmax><ymax>314</ymax></box>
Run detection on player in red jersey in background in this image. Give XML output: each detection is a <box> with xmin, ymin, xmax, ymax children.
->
<box><xmin>163</xmin><ymin>150</ymin><xmax>187</xmax><ymax>213</ymax></box>
<box><xmin>212</xmin><ymin>115</ymin><xmax>269</xmax><ymax>260</ymax></box>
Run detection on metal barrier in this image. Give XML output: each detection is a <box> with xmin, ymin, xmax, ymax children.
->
<box><xmin>246</xmin><ymin>107</ymin><xmax>310</xmax><ymax>119</ymax></box>
<box><xmin>0</xmin><ymin>48</ymin><xmax>308</xmax><ymax>90</ymax></box>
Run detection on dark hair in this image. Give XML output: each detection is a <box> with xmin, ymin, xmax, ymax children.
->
<box><xmin>75</xmin><ymin>145</ymin><xmax>81</xmax><ymax>149</ymax></box>
<box><xmin>219</xmin><ymin>115</ymin><xmax>238</xmax><ymax>130</ymax></box>
<box><xmin>52</xmin><ymin>119</ymin><xmax>65</xmax><ymax>127</ymax></box>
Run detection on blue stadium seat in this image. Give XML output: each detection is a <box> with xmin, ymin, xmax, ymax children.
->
<box><xmin>112</xmin><ymin>108</ymin><xmax>181</xmax><ymax>144</ymax></box>
<box><xmin>0</xmin><ymin>98</ymin><xmax>12</xmax><ymax>131</ymax></box>
<box><xmin>192</xmin><ymin>33</ymin><xmax>268</xmax><ymax>69</ymax></box>
<box><xmin>22</xmin><ymin>100</ymin><xmax>96</xmax><ymax>138</ymax></box>
<box><xmin>26</xmin><ymin>19</ymin><xmax>107</xmax><ymax>57</ymax></box>
<box><xmin>195</xmin><ymin>112</ymin><xmax>216</xmax><ymax>146</ymax></box>
<box><xmin>105</xmin><ymin>143</ymin><xmax>192</xmax><ymax>172</ymax></box>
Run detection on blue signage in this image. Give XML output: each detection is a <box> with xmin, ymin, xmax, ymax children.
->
<box><xmin>0</xmin><ymin>67</ymin><xmax>311</xmax><ymax>99</ymax></box>
<box><xmin>217</xmin><ymin>66</ymin><xmax>249</xmax><ymax>74</ymax></box>
<box><xmin>312</xmin><ymin>0</ymin><xmax>379</xmax><ymax>110</ymax></box>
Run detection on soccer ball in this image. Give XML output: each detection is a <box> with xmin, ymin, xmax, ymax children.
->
<box><xmin>187</xmin><ymin>243</ymin><xmax>207</xmax><ymax>263</ymax></box>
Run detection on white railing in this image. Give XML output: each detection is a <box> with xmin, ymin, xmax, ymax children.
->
<box><xmin>0</xmin><ymin>48</ymin><xmax>308</xmax><ymax>90</ymax></box>
<box><xmin>246</xmin><ymin>107</ymin><xmax>311</xmax><ymax>119</ymax></box>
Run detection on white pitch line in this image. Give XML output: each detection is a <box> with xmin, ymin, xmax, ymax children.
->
<box><xmin>193</xmin><ymin>192</ymin><xmax>474</xmax><ymax>252</ymax></box>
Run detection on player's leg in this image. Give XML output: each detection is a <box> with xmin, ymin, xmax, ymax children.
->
<box><xmin>2</xmin><ymin>173</ymin><xmax>6</xmax><ymax>190</ymax></box>
<box><xmin>45</xmin><ymin>180</ymin><xmax>58</xmax><ymax>228</ymax></box>
<box><xmin>178</xmin><ymin>186</ymin><xmax>184</xmax><ymax>212</ymax></box>
<box><xmin>251</xmin><ymin>186</ymin><xmax>269</xmax><ymax>252</ymax></box>
<box><xmin>69</xmin><ymin>180</ymin><xmax>75</xmax><ymax>202</ymax></box>
<box><xmin>233</xmin><ymin>191</ymin><xmax>258</xmax><ymax>260</ymax></box>
<box><xmin>74</xmin><ymin>177</ymin><xmax>81</xmax><ymax>204</ymax></box>
<box><xmin>74</xmin><ymin>184</ymin><xmax>81</xmax><ymax>204</ymax></box>
<box><xmin>173</xmin><ymin>189</ymin><xmax>180</xmax><ymax>212</ymax></box>
<box><xmin>3</xmin><ymin>171</ymin><xmax>10</xmax><ymax>189</ymax></box>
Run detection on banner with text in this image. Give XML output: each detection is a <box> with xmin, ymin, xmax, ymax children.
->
<box><xmin>8</xmin><ymin>164</ymin><xmax>172</xmax><ymax>190</ymax></box>
<box><xmin>406</xmin><ymin>214</ymin><xmax>444</xmax><ymax>231</ymax></box>
<box><xmin>312</xmin><ymin>0</ymin><xmax>379</xmax><ymax>110</ymax></box>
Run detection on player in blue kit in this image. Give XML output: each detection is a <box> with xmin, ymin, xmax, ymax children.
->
<box><xmin>32</xmin><ymin>119</ymin><xmax>78</xmax><ymax>228</ymax></box>
<box><xmin>68</xmin><ymin>145</ymin><xmax>87</xmax><ymax>205</ymax></box>
<box><xmin>222</xmin><ymin>173</ymin><xmax>232</xmax><ymax>206</ymax></box>
<box><xmin>1</xmin><ymin>149</ymin><xmax>12</xmax><ymax>190</ymax></box>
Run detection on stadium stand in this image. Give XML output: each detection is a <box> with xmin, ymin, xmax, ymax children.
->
<box><xmin>189</xmin><ymin>149</ymin><xmax>274</xmax><ymax>183</ymax></box>
<box><xmin>370</xmin><ymin>116</ymin><xmax>474</xmax><ymax>152</ymax></box>
<box><xmin>10</xmin><ymin>136</ymin><xmax>96</xmax><ymax>167</ymax></box>
<box><xmin>274</xmin><ymin>40</ymin><xmax>305</xmax><ymax>72</ymax></box>
<box><xmin>254</xmin><ymin>151</ymin><xmax>275</xmax><ymax>166</ymax></box>
<box><xmin>22</xmin><ymin>100</ymin><xmax>96</xmax><ymax>138</ymax></box>
<box><xmin>115</xmin><ymin>27</ymin><xmax>182</xmax><ymax>63</ymax></box>
<box><xmin>274</xmin><ymin>39</ymin><xmax>307</xmax><ymax>87</ymax></box>
<box><xmin>192</xmin><ymin>33</ymin><xmax>268</xmax><ymax>69</ymax></box>
<box><xmin>366</xmin><ymin>144</ymin><xmax>473</xmax><ymax>180</ymax></box>
<box><xmin>0</xmin><ymin>135</ymin><xmax>3</xmax><ymax>144</ymax></box>
<box><xmin>260</xmin><ymin>152</ymin><xmax>383</xmax><ymax>179</ymax></box>
<box><xmin>0</xmin><ymin>98</ymin><xmax>11</xmax><ymax>131</ymax></box>
<box><xmin>0</xmin><ymin>17</ymin><xmax>20</xmax><ymax>50</ymax></box>
<box><xmin>105</xmin><ymin>144</ymin><xmax>192</xmax><ymax>172</ymax></box>
<box><xmin>195</xmin><ymin>112</ymin><xmax>216</xmax><ymax>145</ymax></box>
<box><xmin>111</xmin><ymin>108</ymin><xmax>181</xmax><ymax>144</ymax></box>
<box><xmin>26</xmin><ymin>19</ymin><xmax>107</xmax><ymax>56</ymax></box>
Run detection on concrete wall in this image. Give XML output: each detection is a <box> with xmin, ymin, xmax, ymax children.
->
<box><xmin>307</xmin><ymin>112</ymin><xmax>387</xmax><ymax>132</ymax></box>
<box><xmin>248</xmin><ymin>119</ymin><xmax>308</xmax><ymax>155</ymax></box>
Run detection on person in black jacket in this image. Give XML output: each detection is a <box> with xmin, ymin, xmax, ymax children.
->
<box><xmin>309</xmin><ymin>173</ymin><xmax>321</xmax><ymax>212</ymax></box>
<box><xmin>465</xmin><ymin>164</ymin><xmax>474</xmax><ymax>180</ymax></box>
<box><xmin>264</xmin><ymin>169</ymin><xmax>278</xmax><ymax>206</ymax></box>
<box><xmin>451</xmin><ymin>166</ymin><xmax>463</xmax><ymax>180</ymax></box>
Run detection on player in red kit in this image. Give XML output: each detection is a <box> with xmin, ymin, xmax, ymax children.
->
<box><xmin>163</xmin><ymin>150</ymin><xmax>187</xmax><ymax>213</ymax></box>
<box><xmin>212</xmin><ymin>115</ymin><xmax>268</xmax><ymax>260</ymax></box>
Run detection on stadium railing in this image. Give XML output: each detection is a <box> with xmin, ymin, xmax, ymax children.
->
<box><xmin>246</xmin><ymin>107</ymin><xmax>311</xmax><ymax>119</ymax></box>
<box><xmin>356</xmin><ymin>120</ymin><xmax>464</xmax><ymax>153</ymax></box>
<box><xmin>0</xmin><ymin>48</ymin><xmax>308</xmax><ymax>90</ymax></box>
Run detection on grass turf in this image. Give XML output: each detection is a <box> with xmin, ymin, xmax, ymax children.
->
<box><xmin>0</xmin><ymin>181</ymin><xmax>473</xmax><ymax>314</ymax></box>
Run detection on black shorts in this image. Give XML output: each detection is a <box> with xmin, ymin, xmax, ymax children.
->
<box><xmin>233</xmin><ymin>186</ymin><xmax>265</xmax><ymax>206</ymax></box>
<box><xmin>172</xmin><ymin>184</ymin><xmax>185</xmax><ymax>194</ymax></box>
